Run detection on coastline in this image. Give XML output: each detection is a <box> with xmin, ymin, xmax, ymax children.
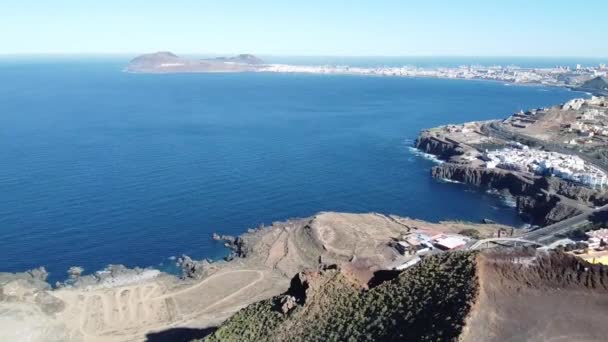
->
<box><xmin>0</xmin><ymin>76</ymin><xmax>593</xmax><ymax>286</ymax></box>
<box><xmin>0</xmin><ymin>212</ymin><xmax>513</xmax><ymax>341</ymax></box>
<box><xmin>412</xmin><ymin>96</ymin><xmax>608</xmax><ymax>229</ymax></box>
<box><xmin>2</xmin><ymin>56</ymin><xmax>606</xmax><ymax>340</ymax></box>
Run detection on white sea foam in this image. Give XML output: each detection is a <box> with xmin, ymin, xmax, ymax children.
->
<box><xmin>407</xmin><ymin>147</ymin><xmax>444</xmax><ymax>164</ymax></box>
<box><xmin>520</xmin><ymin>223</ymin><xmax>533</xmax><ymax>230</ymax></box>
<box><xmin>438</xmin><ymin>177</ymin><xmax>463</xmax><ymax>184</ymax></box>
<box><xmin>485</xmin><ymin>189</ymin><xmax>517</xmax><ymax>208</ymax></box>
<box><xmin>94</xmin><ymin>269</ymin><xmax>161</xmax><ymax>289</ymax></box>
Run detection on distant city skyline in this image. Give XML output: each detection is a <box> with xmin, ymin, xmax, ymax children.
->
<box><xmin>2</xmin><ymin>0</ymin><xmax>607</xmax><ymax>57</ymax></box>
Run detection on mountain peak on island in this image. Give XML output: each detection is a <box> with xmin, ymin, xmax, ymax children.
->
<box><xmin>128</xmin><ymin>51</ymin><xmax>180</xmax><ymax>64</ymax></box>
<box><xmin>216</xmin><ymin>54</ymin><xmax>264</xmax><ymax>65</ymax></box>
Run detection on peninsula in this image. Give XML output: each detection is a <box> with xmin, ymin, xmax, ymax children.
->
<box><xmin>127</xmin><ymin>52</ymin><xmax>608</xmax><ymax>92</ymax></box>
<box><xmin>415</xmin><ymin>96</ymin><xmax>608</xmax><ymax>230</ymax></box>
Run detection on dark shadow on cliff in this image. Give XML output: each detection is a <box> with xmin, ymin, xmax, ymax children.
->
<box><xmin>145</xmin><ymin>327</ymin><xmax>217</xmax><ymax>342</ymax></box>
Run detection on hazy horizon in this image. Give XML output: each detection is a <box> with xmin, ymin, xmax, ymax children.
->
<box><xmin>2</xmin><ymin>0</ymin><xmax>607</xmax><ymax>57</ymax></box>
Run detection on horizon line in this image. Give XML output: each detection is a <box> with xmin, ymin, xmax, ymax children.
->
<box><xmin>1</xmin><ymin>52</ymin><xmax>608</xmax><ymax>60</ymax></box>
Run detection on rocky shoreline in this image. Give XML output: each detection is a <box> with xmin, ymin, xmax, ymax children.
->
<box><xmin>414</xmin><ymin>116</ymin><xmax>608</xmax><ymax>226</ymax></box>
<box><xmin>0</xmin><ymin>212</ymin><xmax>513</xmax><ymax>341</ymax></box>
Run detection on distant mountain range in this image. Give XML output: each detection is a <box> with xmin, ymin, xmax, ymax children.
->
<box><xmin>126</xmin><ymin>52</ymin><xmax>265</xmax><ymax>73</ymax></box>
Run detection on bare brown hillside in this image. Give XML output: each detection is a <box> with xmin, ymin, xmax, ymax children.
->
<box><xmin>461</xmin><ymin>250</ymin><xmax>608</xmax><ymax>342</ymax></box>
<box><xmin>205</xmin><ymin>250</ymin><xmax>608</xmax><ymax>342</ymax></box>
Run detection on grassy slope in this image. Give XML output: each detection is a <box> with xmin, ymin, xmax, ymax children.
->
<box><xmin>205</xmin><ymin>252</ymin><xmax>478</xmax><ymax>342</ymax></box>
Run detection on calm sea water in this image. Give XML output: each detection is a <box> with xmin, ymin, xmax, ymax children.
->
<box><xmin>0</xmin><ymin>57</ymin><xmax>582</xmax><ymax>283</ymax></box>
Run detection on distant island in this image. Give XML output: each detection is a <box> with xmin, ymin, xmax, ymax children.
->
<box><xmin>127</xmin><ymin>52</ymin><xmax>608</xmax><ymax>92</ymax></box>
<box><xmin>126</xmin><ymin>52</ymin><xmax>265</xmax><ymax>73</ymax></box>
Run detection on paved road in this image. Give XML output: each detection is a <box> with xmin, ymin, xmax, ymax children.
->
<box><xmin>522</xmin><ymin>203</ymin><xmax>608</xmax><ymax>243</ymax></box>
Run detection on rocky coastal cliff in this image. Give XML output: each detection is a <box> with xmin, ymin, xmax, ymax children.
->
<box><xmin>414</xmin><ymin>130</ymin><xmax>464</xmax><ymax>160</ymax></box>
<box><xmin>431</xmin><ymin>163</ymin><xmax>535</xmax><ymax>195</ymax></box>
<box><xmin>416</xmin><ymin>130</ymin><xmax>606</xmax><ymax>225</ymax></box>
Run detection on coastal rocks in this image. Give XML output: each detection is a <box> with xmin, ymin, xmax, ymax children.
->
<box><xmin>212</xmin><ymin>233</ymin><xmax>248</xmax><ymax>260</ymax></box>
<box><xmin>62</xmin><ymin>264</ymin><xmax>161</xmax><ymax>288</ymax></box>
<box><xmin>67</xmin><ymin>266</ymin><xmax>84</xmax><ymax>280</ymax></box>
<box><xmin>539</xmin><ymin>176</ymin><xmax>608</xmax><ymax>206</ymax></box>
<box><xmin>562</xmin><ymin>98</ymin><xmax>586</xmax><ymax>111</ymax></box>
<box><xmin>176</xmin><ymin>255</ymin><xmax>211</xmax><ymax>279</ymax></box>
<box><xmin>0</xmin><ymin>273</ymin><xmax>65</xmax><ymax>315</ymax></box>
<box><xmin>431</xmin><ymin>163</ymin><xmax>534</xmax><ymax>195</ymax></box>
<box><xmin>517</xmin><ymin>194</ymin><xmax>584</xmax><ymax>225</ymax></box>
<box><xmin>0</xmin><ymin>267</ymin><xmax>51</xmax><ymax>291</ymax></box>
<box><xmin>414</xmin><ymin>132</ymin><xmax>464</xmax><ymax>160</ymax></box>
<box><xmin>430</xmin><ymin>162</ymin><xmax>593</xmax><ymax>225</ymax></box>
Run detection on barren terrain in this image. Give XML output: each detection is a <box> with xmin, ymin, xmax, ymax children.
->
<box><xmin>0</xmin><ymin>212</ymin><xmax>505</xmax><ymax>342</ymax></box>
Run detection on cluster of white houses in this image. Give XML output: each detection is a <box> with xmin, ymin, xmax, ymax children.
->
<box><xmin>484</xmin><ymin>148</ymin><xmax>608</xmax><ymax>187</ymax></box>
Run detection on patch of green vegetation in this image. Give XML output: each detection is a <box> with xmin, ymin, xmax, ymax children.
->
<box><xmin>205</xmin><ymin>252</ymin><xmax>478</xmax><ymax>342</ymax></box>
<box><xmin>458</xmin><ymin>228</ymin><xmax>482</xmax><ymax>239</ymax></box>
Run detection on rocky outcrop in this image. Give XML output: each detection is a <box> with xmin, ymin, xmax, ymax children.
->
<box><xmin>431</xmin><ymin>163</ymin><xmax>535</xmax><ymax>195</ymax></box>
<box><xmin>539</xmin><ymin>176</ymin><xmax>608</xmax><ymax>206</ymax></box>
<box><xmin>176</xmin><ymin>255</ymin><xmax>211</xmax><ymax>279</ymax></box>
<box><xmin>0</xmin><ymin>267</ymin><xmax>50</xmax><ymax>291</ymax></box>
<box><xmin>212</xmin><ymin>232</ymin><xmax>248</xmax><ymax>260</ymax></box>
<box><xmin>414</xmin><ymin>132</ymin><xmax>464</xmax><ymax>160</ymax></box>
<box><xmin>517</xmin><ymin>194</ymin><xmax>585</xmax><ymax>225</ymax></box>
<box><xmin>430</xmin><ymin>163</ymin><xmax>595</xmax><ymax>225</ymax></box>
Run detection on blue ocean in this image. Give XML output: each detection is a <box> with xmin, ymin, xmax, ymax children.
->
<box><xmin>0</xmin><ymin>57</ymin><xmax>583</xmax><ymax>283</ymax></box>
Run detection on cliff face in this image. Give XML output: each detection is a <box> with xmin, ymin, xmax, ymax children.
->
<box><xmin>431</xmin><ymin>163</ymin><xmax>534</xmax><ymax>196</ymax></box>
<box><xmin>516</xmin><ymin>194</ymin><xmax>585</xmax><ymax>225</ymax></box>
<box><xmin>540</xmin><ymin>176</ymin><xmax>608</xmax><ymax>206</ymax></box>
<box><xmin>429</xmin><ymin>162</ymin><xmax>600</xmax><ymax>225</ymax></box>
<box><xmin>414</xmin><ymin>132</ymin><xmax>464</xmax><ymax>160</ymax></box>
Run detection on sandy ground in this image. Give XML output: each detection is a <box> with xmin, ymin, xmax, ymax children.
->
<box><xmin>0</xmin><ymin>212</ymin><xmax>507</xmax><ymax>342</ymax></box>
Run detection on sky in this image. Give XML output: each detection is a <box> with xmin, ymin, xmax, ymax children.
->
<box><xmin>1</xmin><ymin>0</ymin><xmax>607</xmax><ymax>57</ymax></box>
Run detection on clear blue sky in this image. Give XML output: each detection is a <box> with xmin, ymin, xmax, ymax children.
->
<box><xmin>1</xmin><ymin>0</ymin><xmax>607</xmax><ymax>56</ymax></box>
